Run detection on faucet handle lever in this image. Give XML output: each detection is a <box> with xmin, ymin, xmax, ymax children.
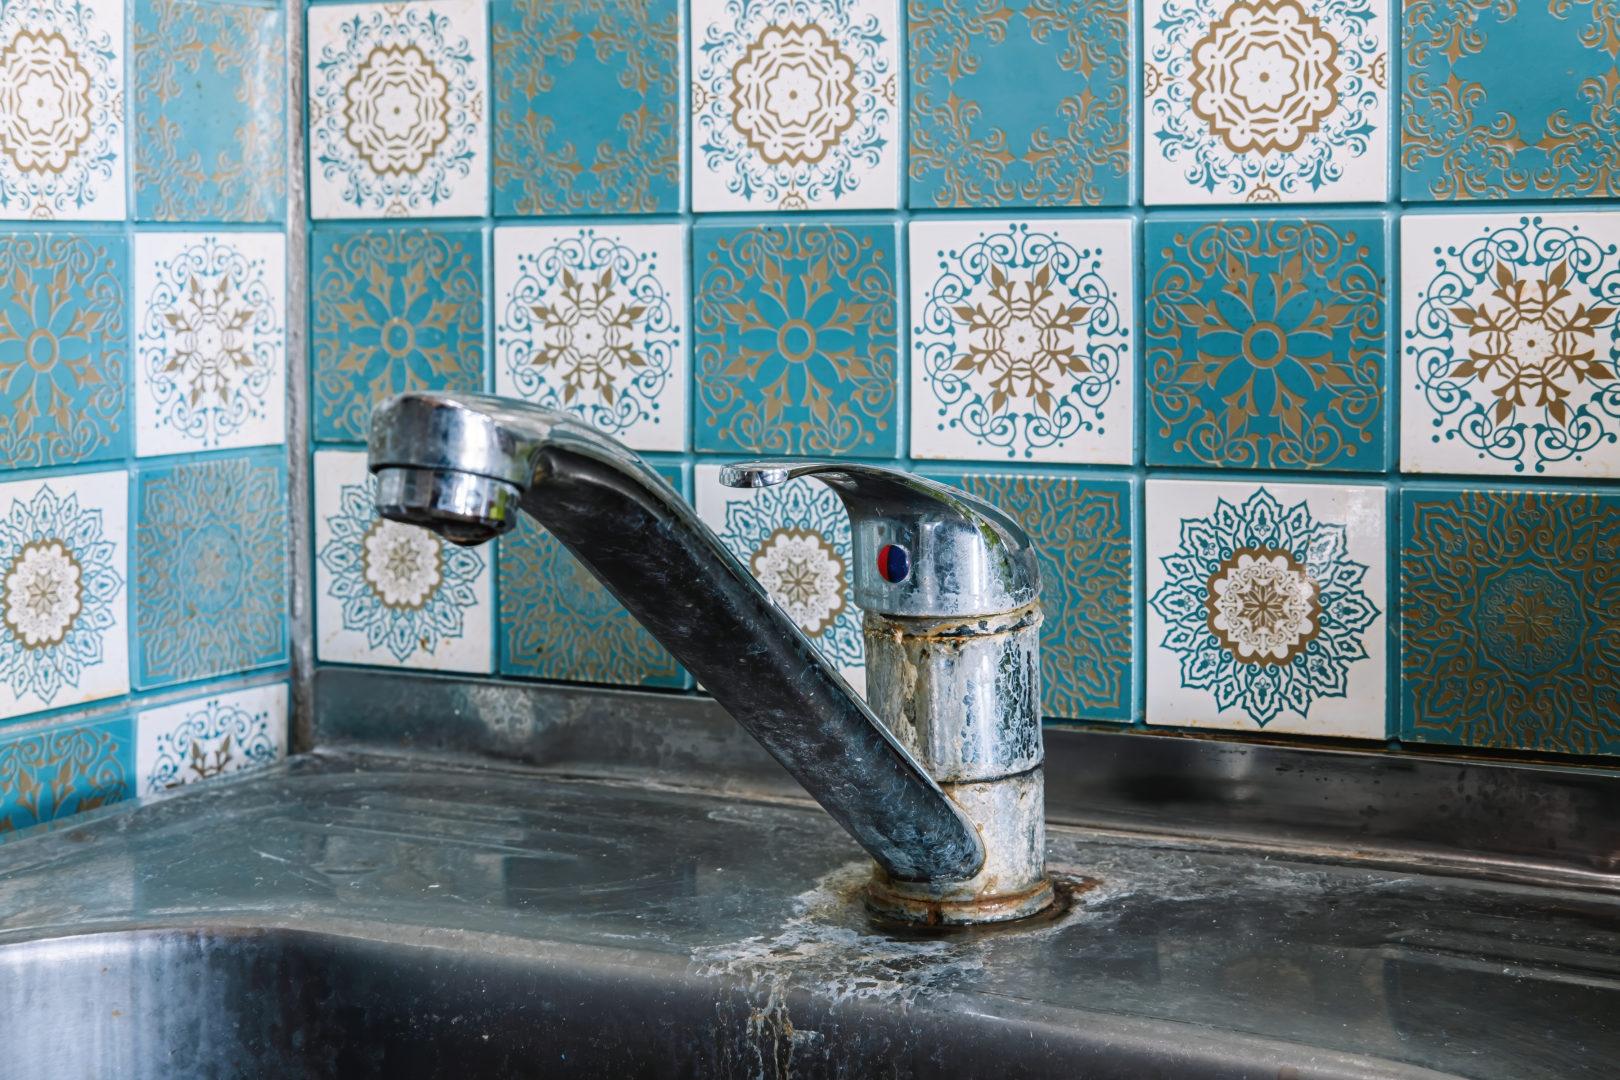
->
<box><xmin>719</xmin><ymin>460</ymin><xmax>1039</xmax><ymax>619</ymax></box>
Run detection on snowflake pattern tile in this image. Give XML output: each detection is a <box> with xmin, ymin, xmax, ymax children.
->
<box><xmin>0</xmin><ymin>0</ymin><xmax>126</xmax><ymax>220</ymax></box>
<box><xmin>309</xmin><ymin>0</ymin><xmax>489</xmax><ymax>219</ymax></box>
<box><xmin>695</xmin><ymin>465</ymin><xmax>864</xmax><ymax>695</ymax></box>
<box><xmin>1401</xmin><ymin>488</ymin><xmax>1620</xmax><ymax>756</ymax></box>
<box><xmin>316</xmin><ymin>450</ymin><xmax>493</xmax><ymax>673</ymax></box>
<box><xmin>134</xmin><ymin>454</ymin><xmax>288</xmax><ymax>689</ymax></box>
<box><xmin>499</xmin><ymin>464</ymin><xmax>686</xmax><ymax>688</ymax></box>
<box><xmin>0</xmin><ymin>470</ymin><xmax>128</xmax><ymax>721</ymax></box>
<box><xmin>0</xmin><ymin>232</ymin><xmax>127</xmax><ymax>470</ymax></box>
<box><xmin>1145</xmin><ymin>216</ymin><xmax>1388</xmax><ymax>470</ymax></box>
<box><xmin>1401</xmin><ymin>212</ymin><xmax>1620</xmax><ymax>477</ymax></box>
<box><xmin>691</xmin><ymin>0</ymin><xmax>899</xmax><ymax>211</ymax></box>
<box><xmin>910</xmin><ymin>218</ymin><xmax>1135</xmax><ymax>463</ymax></box>
<box><xmin>1144</xmin><ymin>0</ymin><xmax>1389</xmax><ymax>204</ymax></box>
<box><xmin>0</xmin><ymin>716</ymin><xmax>132</xmax><ymax>835</ymax></box>
<box><xmin>494</xmin><ymin>225</ymin><xmax>687</xmax><ymax>452</ymax></box>
<box><xmin>133</xmin><ymin>232</ymin><xmax>286</xmax><ymax>456</ymax></box>
<box><xmin>135</xmin><ymin>682</ymin><xmax>287</xmax><ymax>796</ymax></box>
<box><xmin>1146</xmin><ymin>480</ymin><xmax>1386</xmax><ymax>738</ymax></box>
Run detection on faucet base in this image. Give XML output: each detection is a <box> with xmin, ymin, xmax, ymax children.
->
<box><xmin>864</xmin><ymin>872</ymin><xmax>1056</xmax><ymax>926</ymax></box>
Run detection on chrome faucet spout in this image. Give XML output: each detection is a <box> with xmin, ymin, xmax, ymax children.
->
<box><xmin>368</xmin><ymin>392</ymin><xmax>984</xmax><ymax>886</ymax></box>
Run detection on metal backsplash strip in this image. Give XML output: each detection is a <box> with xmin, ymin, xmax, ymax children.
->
<box><xmin>315</xmin><ymin>668</ymin><xmax>1620</xmax><ymax>890</ymax></box>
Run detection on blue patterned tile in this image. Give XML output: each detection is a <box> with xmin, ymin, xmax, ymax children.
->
<box><xmin>696</xmin><ymin>464</ymin><xmax>865</xmax><ymax>693</ymax></box>
<box><xmin>133</xmin><ymin>453</ymin><xmax>288</xmax><ymax>689</ymax></box>
<box><xmin>499</xmin><ymin>464</ymin><xmax>685</xmax><ymax>687</ymax></box>
<box><xmin>1146</xmin><ymin>480</ymin><xmax>1387</xmax><ymax>738</ymax></box>
<box><xmin>925</xmin><ymin>469</ymin><xmax>1135</xmax><ymax>722</ymax></box>
<box><xmin>692</xmin><ymin>0</ymin><xmax>899</xmax><ymax>211</ymax></box>
<box><xmin>1404</xmin><ymin>0</ymin><xmax>1620</xmax><ymax>199</ymax></box>
<box><xmin>493</xmin><ymin>224</ymin><xmax>687</xmax><ymax>451</ymax></box>
<box><xmin>0</xmin><ymin>715</ymin><xmax>132</xmax><ymax>835</ymax></box>
<box><xmin>908</xmin><ymin>0</ymin><xmax>1131</xmax><ymax>208</ymax></box>
<box><xmin>0</xmin><ymin>232</ymin><xmax>127</xmax><ymax>469</ymax></box>
<box><xmin>311</xmin><ymin>225</ymin><xmax>485</xmax><ymax>444</ymax></box>
<box><xmin>135</xmin><ymin>682</ymin><xmax>287</xmax><ymax>795</ymax></box>
<box><xmin>132</xmin><ymin>0</ymin><xmax>286</xmax><ymax>223</ymax></box>
<box><xmin>693</xmin><ymin>222</ymin><xmax>899</xmax><ymax>455</ymax></box>
<box><xmin>1400</xmin><ymin>212</ymin><xmax>1620</xmax><ymax>477</ymax></box>
<box><xmin>0</xmin><ymin>470</ymin><xmax>129</xmax><ymax>721</ymax></box>
<box><xmin>1401</xmin><ymin>488</ymin><xmax>1620</xmax><ymax>755</ymax></box>
<box><xmin>1145</xmin><ymin>217</ymin><xmax>1388</xmax><ymax>470</ymax></box>
<box><xmin>1145</xmin><ymin>0</ymin><xmax>1389</xmax><ymax>204</ymax></box>
<box><xmin>0</xmin><ymin>0</ymin><xmax>126</xmax><ymax>220</ymax></box>
<box><xmin>491</xmin><ymin>0</ymin><xmax>680</xmax><ymax>215</ymax></box>
<box><xmin>315</xmin><ymin>449</ymin><xmax>493</xmax><ymax>672</ymax></box>
<box><xmin>909</xmin><ymin>218</ymin><xmax>1135</xmax><ymax>463</ymax></box>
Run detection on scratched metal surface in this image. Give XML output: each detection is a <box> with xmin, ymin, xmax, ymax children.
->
<box><xmin>0</xmin><ymin>751</ymin><xmax>1614</xmax><ymax>1079</ymax></box>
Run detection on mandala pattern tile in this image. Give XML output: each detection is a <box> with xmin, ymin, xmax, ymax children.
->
<box><xmin>0</xmin><ymin>716</ymin><xmax>131</xmax><ymax>835</ymax></box>
<box><xmin>0</xmin><ymin>0</ymin><xmax>126</xmax><ymax>220</ymax></box>
<box><xmin>0</xmin><ymin>231</ymin><xmax>127</xmax><ymax>469</ymax></box>
<box><xmin>133</xmin><ymin>231</ymin><xmax>286</xmax><ymax>456</ymax></box>
<box><xmin>695</xmin><ymin>465</ymin><xmax>865</xmax><ymax>695</ymax></box>
<box><xmin>908</xmin><ymin>0</ymin><xmax>1131</xmax><ymax>208</ymax></box>
<box><xmin>133</xmin><ymin>454</ymin><xmax>288</xmax><ymax>689</ymax></box>
<box><xmin>491</xmin><ymin>0</ymin><xmax>680</xmax><ymax>215</ymax></box>
<box><xmin>1146</xmin><ymin>479</ymin><xmax>1386</xmax><ymax>738</ymax></box>
<box><xmin>135</xmin><ymin>681</ymin><xmax>287</xmax><ymax>796</ymax></box>
<box><xmin>311</xmin><ymin>225</ymin><xmax>485</xmax><ymax>444</ymax></box>
<box><xmin>1144</xmin><ymin>0</ymin><xmax>1389</xmax><ymax>204</ymax></box>
<box><xmin>316</xmin><ymin>450</ymin><xmax>493</xmax><ymax>673</ymax></box>
<box><xmin>0</xmin><ymin>470</ymin><xmax>128</xmax><ymax>721</ymax></box>
<box><xmin>131</xmin><ymin>0</ymin><xmax>286</xmax><ymax>223</ymax></box>
<box><xmin>1146</xmin><ymin>216</ymin><xmax>1388</xmax><ymax>470</ymax></box>
<box><xmin>1404</xmin><ymin>0</ymin><xmax>1620</xmax><ymax>199</ymax></box>
<box><xmin>499</xmin><ymin>465</ymin><xmax>685</xmax><ymax>688</ymax></box>
<box><xmin>1402</xmin><ymin>488</ymin><xmax>1620</xmax><ymax>755</ymax></box>
<box><xmin>693</xmin><ymin>222</ymin><xmax>898</xmax><ymax>456</ymax></box>
<box><xmin>925</xmin><ymin>469</ymin><xmax>1134</xmax><ymax>722</ymax></box>
<box><xmin>691</xmin><ymin>0</ymin><xmax>899</xmax><ymax>211</ymax></box>
<box><xmin>910</xmin><ymin>218</ymin><xmax>1135</xmax><ymax>463</ymax></box>
<box><xmin>494</xmin><ymin>224</ymin><xmax>687</xmax><ymax>452</ymax></box>
<box><xmin>1402</xmin><ymin>213</ymin><xmax>1620</xmax><ymax>477</ymax></box>
<box><xmin>308</xmin><ymin>0</ymin><xmax>489</xmax><ymax>219</ymax></box>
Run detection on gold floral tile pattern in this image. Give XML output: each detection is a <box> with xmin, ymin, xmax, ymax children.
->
<box><xmin>135</xmin><ymin>681</ymin><xmax>287</xmax><ymax>796</ymax></box>
<box><xmin>0</xmin><ymin>0</ymin><xmax>126</xmax><ymax>220</ymax></box>
<box><xmin>308</xmin><ymin>0</ymin><xmax>489</xmax><ymax>218</ymax></box>
<box><xmin>0</xmin><ymin>717</ymin><xmax>131</xmax><ymax>835</ymax></box>
<box><xmin>1402</xmin><ymin>488</ymin><xmax>1620</xmax><ymax>754</ymax></box>
<box><xmin>1401</xmin><ymin>212</ymin><xmax>1620</xmax><ymax>477</ymax></box>
<box><xmin>691</xmin><ymin>0</ymin><xmax>899</xmax><ymax>210</ymax></box>
<box><xmin>1145</xmin><ymin>0</ymin><xmax>1389</xmax><ymax>203</ymax></box>
<box><xmin>693</xmin><ymin>221</ymin><xmax>898</xmax><ymax>455</ymax></box>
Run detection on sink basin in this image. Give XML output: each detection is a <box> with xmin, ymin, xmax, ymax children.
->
<box><xmin>0</xmin><ymin>751</ymin><xmax>1615</xmax><ymax>1079</ymax></box>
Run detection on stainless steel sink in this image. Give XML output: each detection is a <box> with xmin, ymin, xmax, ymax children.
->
<box><xmin>1</xmin><ymin>743</ymin><xmax>1616</xmax><ymax>1079</ymax></box>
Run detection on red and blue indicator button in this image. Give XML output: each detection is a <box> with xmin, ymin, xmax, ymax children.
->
<box><xmin>877</xmin><ymin>543</ymin><xmax>910</xmax><ymax>584</ymax></box>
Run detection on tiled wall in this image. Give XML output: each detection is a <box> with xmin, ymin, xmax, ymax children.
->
<box><xmin>303</xmin><ymin>0</ymin><xmax>1620</xmax><ymax>762</ymax></box>
<box><xmin>0</xmin><ymin>0</ymin><xmax>293</xmax><ymax>834</ymax></box>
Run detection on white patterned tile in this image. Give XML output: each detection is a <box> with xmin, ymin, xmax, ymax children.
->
<box><xmin>314</xmin><ymin>450</ymin><xmax>493</xmax><ymax>672</ymax></box>
<box><xmin>133</xmin><ymin>231</ymin><xmax>287</xmax><ymax>457</ymax></box>
<box><xmin>1401</xmin><ymin>211</ymin><xmax>1620</xmax><ymax>477</ymax></box>
<box><xmin>691</xmin><ymin>0</ymin><xmax>899</xmax><ymax>211</ymax></box>
<box><xmin>494</xmin><ymin>224</ymin><xmax>688</xmax><ymax>452</ymax></box>
<box><xmin>308</xmin><ymin>0</ymin><xmax>489</xmax><ymax>219</ymax></box>
<box><xmin>0</xmin><ymin>0</ymin><xmax>126</xmax><ymax>220</ymax></box>
<box><xmin>1143</xmin><ymin>0</ymin><xmax>1389</xmax><ymax>204</ymax></box>
<box><xmin>0</xmin><ymin>469</ymin><xmax>129</xmax><ymax>720</ymax></box>
<box><xmin>1145</xmin><ymin>479</ymin><xmax>1386</xmax><ymax>739</ymax></box>
<box><xmin>693</xmin><ymin>465</ymin><xmax>864</xmax><ymax>695</ymax></box>
<box><xmin>909</xmin><ymin>217</ymin><xmax>1135</xmax><ymax>463</ymax></box>
<box><xmin>135</xmin><ymin>681</ymin><xmax>287</xmax><ymax>796</ymax></box>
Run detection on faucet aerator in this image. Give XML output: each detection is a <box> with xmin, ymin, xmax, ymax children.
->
<box><xmin>372</xmin><ymin>464</ymin><xmax>519</xmax><ymax>547</ymax></box>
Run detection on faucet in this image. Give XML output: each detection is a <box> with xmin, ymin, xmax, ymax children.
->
<box><xmin>368</xmin><ymin>392</ymin><xmax>1053</xmax><ymax>925</ymax></box>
